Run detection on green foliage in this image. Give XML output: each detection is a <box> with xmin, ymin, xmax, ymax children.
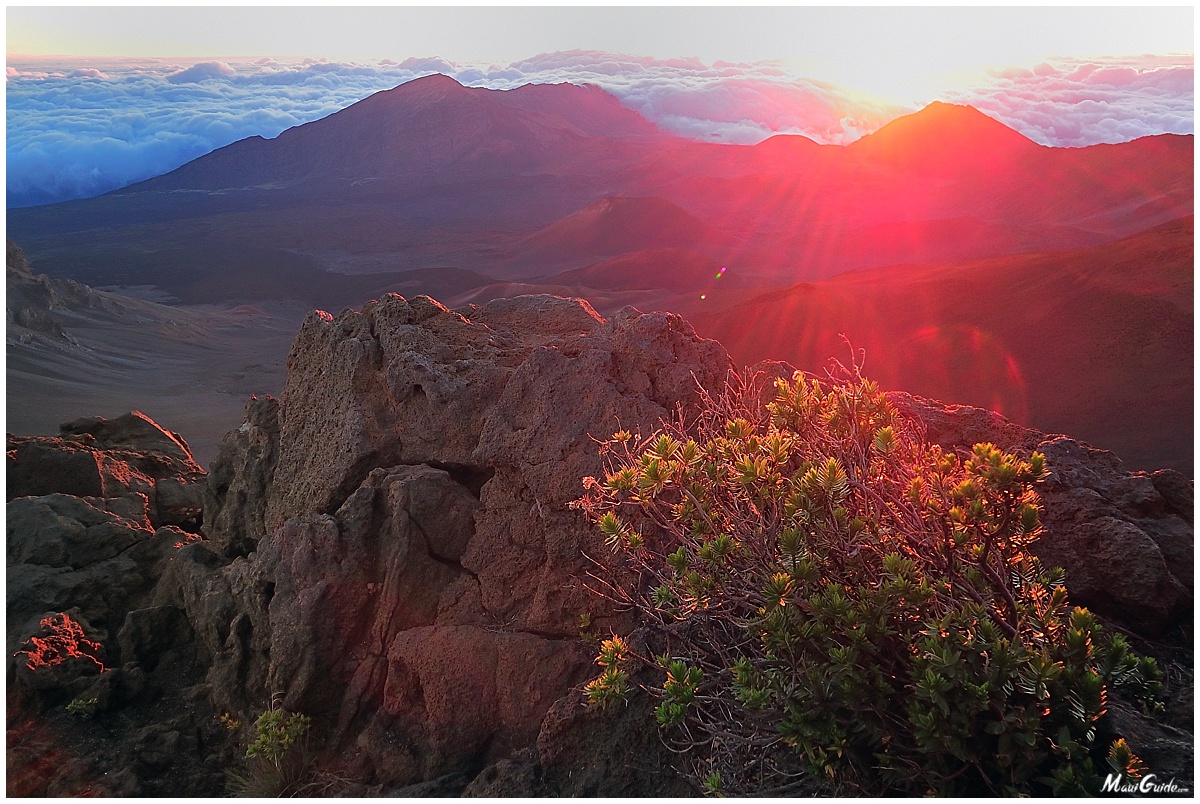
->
<box><xmin>246</xmin><ymin>707</ymin><xmax>311</xmax><ymax>762</ymax></box>
<box><xmin>227</xmin><ymin>700</ymin><xmax>312</xmax><ymax>797</ymax></box>
<box><xmin>1106</xmin><ymin>737</ymin><xmax>1149</xmax><ymax>780</ymax></box>
<box><xmin>65</xmin><ymin>696</ymin><xmax>99</xmax><ymax>717</ymax></box>
<box><xmin>702</xmin><ymin>770</ymin><xmax>725</xmax><ymax>797</ymax></box>
<box><xmin>575</xmin><ymin>368</ymin><xmax>1161</xmax><ymax>796</ymax></box>
<box><xmin>583</xmin><ymin>637</ymin><xmax>632</xmax><ymax>709</ymax></box>
<box><xmin>577</xmin><ymin>611</ymin><xmax>599</xmax><ymax>645</ymax></box>
<box><xmin>655</xmin><ymin>661</ymin><xmax>703</xmax><ymax>726</ymax></box>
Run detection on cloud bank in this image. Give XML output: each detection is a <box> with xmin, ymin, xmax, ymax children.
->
<box><xmin>6</xmin><ymin>51</ymin><xmax>1193</xmax><ymax>207</ymax></box>
<box><xmin>945</xmin><ymin>55</ymin><xmax>1194</xmax><ymax>147</ymax></box>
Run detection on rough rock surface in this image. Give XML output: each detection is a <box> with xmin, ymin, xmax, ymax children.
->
<box><xmin>891</xmin><ymin>393</ymin><xmax>1192</xmax><ymax>636</ymax></box>
<box><xmin>6</xmin><ymin>417</ymin><xmax>230</xmax><ymax>796</ymax></box>
<box><xmin>172</xmin><ymin>293</ymin><xmax>731</xmax><ymax>792</ymax></box>
<box><xmin>8</xmin><ymin>410</ymin><xmax>206</xmax><ymax>530</ymax></box>
<box><xmin>203</xmin><ymin>394</ymin><xmax>281</xmax><ymax>557</ymax></box>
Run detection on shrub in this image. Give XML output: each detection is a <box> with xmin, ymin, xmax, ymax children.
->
<box><xmin>65</xmin><ymin>696</ymin><xmax>99</xmax><ymax>717</ymax></box>
<box><xmin>575</xmin><ymin>367</ymin><xmax>1161</xmax><ymax>796</ymax></box>
<box><xmin>226</xmin><ymin>700</ymin><xmax>312</xmax><ymax>797</ymax></box>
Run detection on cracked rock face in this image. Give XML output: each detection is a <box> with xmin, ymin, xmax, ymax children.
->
<box><xmin>185</xmin><ymin>293</ymin><xmax>731</xmax><ymax>788</ymax></box>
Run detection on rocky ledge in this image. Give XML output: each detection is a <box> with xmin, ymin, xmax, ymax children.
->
<box><xmin>7</xmin><ymin>294</ymin><xmax>1193</xmax><ymax>796</ymax></box>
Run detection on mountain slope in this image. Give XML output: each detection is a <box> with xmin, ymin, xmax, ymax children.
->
<box><xmin>122</xmin><ymin>74</ymin><xmax>667</xmax><ymax>195</ymax></box>
<box><xmin>516</xmin><ymin>196</ymin><xmax>715</xmax><ymax>262</ymax></box>
<box><xmin>691</xmin><ymin>217</ymin><xmax>1194</xmax><ymax>474</ymax></box>
<box><xmin>6</xmin><ymin>75</ymin><xmax>1192</xmax><ymax>303</ymax></box>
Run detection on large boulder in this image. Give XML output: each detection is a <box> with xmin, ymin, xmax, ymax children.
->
<box><xmin>185</xmin><ymin>293</ymin><xmax>730</xmax><ymax>791</ymax></box>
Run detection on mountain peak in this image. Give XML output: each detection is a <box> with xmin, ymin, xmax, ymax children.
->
<box><xmin>385</xmin><ymin>72</ymin><xmax>472</xmax><ymax>101</ymax></box>
<box><xmin>906</xmin><ymin>101</ymin><xmax>1027</xmax><ymax>135</ymax></box>
<box><xmin>850</xmin><ymin>101</ymin><xmax>1037</xmax><ymax>170</ymax></box>
<box><xmin>405</xmin><ymin>72</ymin><xmax>466</xmax><ymax>89</ymax></box>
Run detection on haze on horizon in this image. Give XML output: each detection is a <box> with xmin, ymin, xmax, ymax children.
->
<box><xmin>6</xmin><ymin>5</ymin><xmax>1194</xmax><ymax>207</ymax></box>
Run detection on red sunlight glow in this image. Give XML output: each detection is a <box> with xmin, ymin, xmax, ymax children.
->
<box><xmin>173</xmin><ymin>532</ymin><xmax>204</xmax><ymax>549</ymax></box>
<box><xmin>15</xmin><ymin>612</ymin><xmax>106</xmax><ymax>673</ymax></box>
<box><xmin>898</xmin><ymin>325</ymin><xmax>1029</xmax><ymax>423</ymax></box>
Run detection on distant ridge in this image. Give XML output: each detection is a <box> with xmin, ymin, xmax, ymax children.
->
<box><xmin>8</xmin><ymin>75</ymin><xmax>1192</xmax><ymax>299</ymax></box>
<box><xmin>120</xmin><ymin>74</ymin><xmax>667</xmax><ymax>194</ymax></box>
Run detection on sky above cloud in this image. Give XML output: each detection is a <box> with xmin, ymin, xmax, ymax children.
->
<box><xmin>6</xmin><ymin>6</ymin><xmax>1194</xmax><ymax>207</ymax></box>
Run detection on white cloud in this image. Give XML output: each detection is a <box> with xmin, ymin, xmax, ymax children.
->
<box><xmin>948</xmin><ymin>55</ymin><xmax>1194</xmax><ymax>146</ymax></box>
<box><xmin>68</xmin><ymin>68</ymin><xmax>110</xmax><ymax>80</ymax></box>
<box><xmin>166</xmin><ymin>61</ymin><xmax>236</xmax><ymax>84</ymax></box>
<box><xmin>5</xmin><ymin>51</ymin><xmax>1193</xmax><ymax>207</ymax></box>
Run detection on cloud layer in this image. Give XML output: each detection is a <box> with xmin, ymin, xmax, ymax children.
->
<box><xmin>945</xmin><ymin>55</ymin><xmax>1194</xmax><ymax>147</ymax></box>
<box><xmin>6</xmin><ymin>51</ymin><xmax>1193</xmax><ymax>207</ymax></box>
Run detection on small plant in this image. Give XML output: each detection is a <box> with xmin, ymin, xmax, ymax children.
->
<box><xmin>575</xmin><ymin>367</ymin><xmax>1162</xmax><ymax>796</ymax></box>
<box><xmin>577</xmin><ymin>612</ymin><xmax>599</xmax><ymax>645</ymax></box>
<box><xmin>702</xmin><ymin>770</ymin><xmax>724</xmax><ymax>797</ymax></box>
<box><xmin>65</xmin><ymin>696</ymin><xmax>99</xmax><ymax>717</ymax></box>
<box><xmin>583</xmin><ymin>636</ymin><xmax>631</xmax><ymax>709</ymax></box>
<box><xmin>219</xmin><ymin>712</ymin><xmax>241</xmax><ymax>731</ymax></box>
<box><xmin>226</xmin><ymin>699</ymin><xmax>312</xmax><ymax>797</ymax></box>
<box><xmin>1106</xmin><ymin>737</ymin><xmax>1149</xmax><ymax>781</ymax></box>
<box><xmin>246</xmin><ymin>707</ymin><xmax>311</xmax><ymax>762</ymax></box>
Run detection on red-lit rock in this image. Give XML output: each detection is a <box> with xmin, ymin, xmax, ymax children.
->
<box><xmin>7</xmin><ymin>411</ymin><xmax>205</xmax><ymax>530</ymax></box>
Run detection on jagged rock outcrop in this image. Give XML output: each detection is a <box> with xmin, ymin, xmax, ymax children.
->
<box><xmin>167</xmin><ymin>293</ymin><xmax>730</xmax><ymax>791</ymax></box>
<box><xmin>891</xmin><ymin>393</ymin><xmax>1192</xmax><ymax>636</ymax></box>
<box><xmin>6</xmin><ymin>239</ymin><xmax>160</xmax><ymax>349</ymax></box>
<box><xmin>7</xmin><ymin>240</ymin><xmax>75</xmax><ymax>346</ymax></box>
<box><xmin>7</xmin><ymin>411</ymin><xmax>207</xmax><ymax>668</ymax></box>
<box><xmin>8</xmin><ymin>410</ymin><xmax>205</xmax><ymax>530</ymax></box>
<box><xmin>6</xmin><ymin>415</ymin><xmax>227</xmax><ymax>797</ymax></box>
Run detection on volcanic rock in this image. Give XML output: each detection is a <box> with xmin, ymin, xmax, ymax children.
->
<box><xmin>6</xmin><ymin>293</ymin><xmax>1191</xmax><ymax>796</ymax></box>
<box><xmin>177</xmin><ymin>293</ymin><xmax>729</xmax><ymax>790</ymax></box>
<box><xmin>6</xmin><ymin>414</ymin><xmax>226</xmax><ymax>796</ymax></box>
<box><xmin>8</xmin><ymin>411</ymin><xmax>206</xmax><ymax>530</ymax></box>
<box><xmin>203</xmin><ymin>394</ymin><xmax>281</xmax><ymax>557</ymax></box>
<box><xmin>5</xmin><ymin>486</ymin><xmax>199</xmax><ymax>648</ymax></box>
